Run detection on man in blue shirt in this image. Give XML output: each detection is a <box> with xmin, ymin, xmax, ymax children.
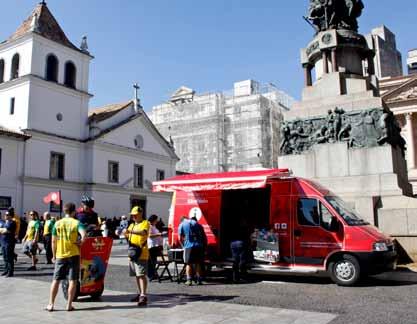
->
<box><xmin>178</xmin><ymin>216</ymin><xmax>207</xmax><ymax>285</ymax></box>
<box><xmin>0</xmin><ymin>211</ymin><xmax>17</xmax><ymax>277</ymax></box>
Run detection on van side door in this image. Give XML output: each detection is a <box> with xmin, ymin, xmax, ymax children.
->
<box><xmin>292</xmin><ymin>197</ymin><xmax>342</xmax><ymax>266</ymax></box>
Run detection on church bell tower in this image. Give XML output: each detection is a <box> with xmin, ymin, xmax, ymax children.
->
<box><xmin>0</xmin><ymin>1</ymin><xmax>93</xmax><ymax>139</ymax></box>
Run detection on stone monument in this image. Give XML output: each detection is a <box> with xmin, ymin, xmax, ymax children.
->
<box><xmin>278</xmin><ymin>0</ymin><xmax>417</xmax><ymax>259</ymax></box>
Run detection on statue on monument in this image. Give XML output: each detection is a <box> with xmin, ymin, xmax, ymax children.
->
<box><xmin>307</xmin><ymin>0</ymin><xmax>364</xmax><ymax>32</ymax></box>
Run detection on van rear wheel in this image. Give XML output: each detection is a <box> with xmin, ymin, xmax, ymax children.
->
<box><xmin>329</xmin><ymin>254</ymin><xmax>361</xmax><ymax>286</ymax></box>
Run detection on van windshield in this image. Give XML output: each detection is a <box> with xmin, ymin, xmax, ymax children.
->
<box><xmin>325</xmin><ymin>196</ymin><xmax>369</xmax><ymax>226</ymax></box>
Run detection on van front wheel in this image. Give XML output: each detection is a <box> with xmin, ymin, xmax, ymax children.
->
<box><xmin>329</xmin><ymin>254</ymin><xmax>361</xmax><ymax>286</ymax></box>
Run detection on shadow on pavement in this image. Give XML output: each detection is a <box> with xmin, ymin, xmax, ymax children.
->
<box><xmin>246</xmin><ymin>271</ymin><xmax>417</xmax><ymax>287</ymax></box>
<box><xmin>76</xmin><ymin>293</ymin><xmax>238</xmax><ymax>311</ymax></box>
<box><xmin>359</xmin><ymin>270</ymin><xmax>417</xmax><ymax>287</ymax></box>
<box><xmin>13</xmin><ymin>272</ymin><xmax>54</xmax><ymax>277</ymax></box>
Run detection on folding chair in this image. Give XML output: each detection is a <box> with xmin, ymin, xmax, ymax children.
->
<box><xmin>155</xmin><ymin>251</ymin><xmax>173</xmax><ymax>282</ymax></box>
<box><xmin>168</xmin><ymin>248</ymin><xmax>186</xmax><ymax>283</ymax></box>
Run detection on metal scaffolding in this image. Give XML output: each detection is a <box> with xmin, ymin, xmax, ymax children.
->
<box><xmin>150</xmin><ymin>82</ymin><xmax>293</xmax><ymax>173</ymax></box>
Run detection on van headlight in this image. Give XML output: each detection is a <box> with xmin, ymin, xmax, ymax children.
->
<box><xmin>373</xmin><ymin>242</ymin><xmax>388</xmax><ymax>252</ymax></box>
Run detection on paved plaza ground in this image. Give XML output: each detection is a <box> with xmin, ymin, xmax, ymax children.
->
<box><xmin>1</xmin><ymin>243</ymin><xmax>417</xmax><ymax>324</ymax></box>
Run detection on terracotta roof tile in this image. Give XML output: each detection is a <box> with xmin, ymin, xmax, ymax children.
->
<box><xmin>88</xmin><ymin>101</ymin><xmax>133</xmax><ymax>123</ymax></box>
<box><xmin>7</xmin><ymin>2</ymin><xmax>80</xmax><ymax>53</ymax></box>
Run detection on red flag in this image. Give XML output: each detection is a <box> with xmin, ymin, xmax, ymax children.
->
<box><xmin>43</xmin><ymin>192</ymin><xmax>61</xmax><ymax>205</ymax></box>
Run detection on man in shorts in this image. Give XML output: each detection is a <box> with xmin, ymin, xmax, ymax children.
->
<box><xmin>22</xmin><ymin>211</ymin><xmax>40</xmax><ymax>270</ymax></box>
<box><xmin>178</xmin><ymin>216</ymin><xmax>207</xmax><ymax>285</ymax></box>
<box><xmin>125</xmin><ymin>206</ymin><xmax>150</xmax><ymax>306</ymax></box>
<box><xmin>45</xmin><ymin>203</ymin><xmax>86</xmax><ymax>312</ymax></box>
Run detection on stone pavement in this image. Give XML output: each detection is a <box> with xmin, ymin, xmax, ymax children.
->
<box><xmin>0</xmin><ymin>277</ymin><xmax>337</xmax><ymax>324</ymax></box>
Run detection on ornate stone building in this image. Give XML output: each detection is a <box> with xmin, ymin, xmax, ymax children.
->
<box><xmin>380</xmin><ymin>74</ymin><xmax>417</xmax><ymax>191</ymax></box>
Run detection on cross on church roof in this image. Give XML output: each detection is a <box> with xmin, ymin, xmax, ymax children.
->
<box><xmin>133</xmin><ymin>83</ymin><xmax>142</xmax><ymax>112</ymax></box>
<box><xmin>133</xmin><ymin>83</ymin><xmax>140</xmax><ymax>100</ymax></box>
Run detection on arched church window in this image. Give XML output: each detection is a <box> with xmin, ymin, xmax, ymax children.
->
<box><xmin>11</xmin><ymin>54</ymin><xmax>20</xmax><ymax>80</ymax></box>
<box><xmin>45</xmin><ymin>54</ymin><xmax>59</xmax><ymax>82</ymax></box>
<box><xmin>0</xmin><ymin>59</ymin><xmax>4</xmax><ymax>83</ymax></box>
<box><xmin>64</xmin><ymin>61</ymin><xmax>76</xmax><ymax>89</ymax></box>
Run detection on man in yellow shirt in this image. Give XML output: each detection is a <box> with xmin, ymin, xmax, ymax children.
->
<box><xmin>22</xmin><ymin>211</ymin><xmax>40</xmax><ymax>271</ymax></box>
<box><xmin>45</xmin><ymin>203</ymin><xmax>86</xmax><ymax>312</ymax></box>
<box><xmin>125</xmin><ymin>206</ymin><xmax>150</xmax><ymax>306</ymax></box>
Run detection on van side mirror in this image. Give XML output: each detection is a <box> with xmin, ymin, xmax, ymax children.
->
<box><xmin>329</xmin><ymin>217</ymin><xmax>340</xmax><ymax>232</ymax></box>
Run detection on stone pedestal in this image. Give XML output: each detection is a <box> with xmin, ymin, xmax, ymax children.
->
<box><xmin>279</xmin><ymin>143</ymin><xmax>417</xmax><ymax>259</ymax></box>
<box><xmin>279</xmin><ymin>143</ymin><xmax>411</xmax><ymax>196</ymax></box>
<box><xmin>281</xmin><ymin>22</ymin><xmax>417</xmax><ymax>260</ymax></box>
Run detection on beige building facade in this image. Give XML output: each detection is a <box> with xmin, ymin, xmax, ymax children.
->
<box><xmin>380</xmin><ymin>75</ymin><xmax>417</xmax><ymax>191</ymax></box>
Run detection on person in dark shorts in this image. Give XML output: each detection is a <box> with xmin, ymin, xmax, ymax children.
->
<box><xmin>45</xmin><ymin>203</ymin><xmax>86</xmax><ymax>312</ymax></box>
<box><xmin>178</xmin><ymin>216</ymin><xmax>207</xmax><ymax>285</ymax></box>
<box><xmin>22</xmin><ymin>210</ymin><xmax>40</xmax><ymax>270</ymax></box>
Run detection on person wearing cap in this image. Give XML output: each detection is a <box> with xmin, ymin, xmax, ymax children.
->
<box><xmin>76</xmin><ymin>195</ymin><xmax>100</xmax><ymax>236</ymax></box>
<box><xmin>0</xmin><ymin>210</ymin><xmax>17</xmax><ymax>277</ymax></box>
<box><xmin>124</xmin><ymin>206</ymin><xmax>150</xmax><ymax>306</ymax></box>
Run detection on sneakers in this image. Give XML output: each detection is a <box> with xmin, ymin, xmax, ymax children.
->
<box><xmin>185</xmin><ymin>279</ymin><xmax>193</xmax><ymax>286</ymax></box>
<box><xmin>137</xmin><ymin>295</ymin><xmax>147</xmax><ymax>306</ymax></box>
<box><xmin>130</xmin><ymin>295</ymin><xmax>140</xmax><ymax>302</ymax></box>
<box><xmin>27</xmin><ymin>266</ymin><xmax>37</xmax><ymax>271</ymax></box>
<box><xmin>1</xmin><ymin>271</ymin><xmax>8</xmax><ymax>276</ymax></box>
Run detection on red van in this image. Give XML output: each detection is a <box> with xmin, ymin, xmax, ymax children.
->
<box><xmin>153</xmin><ymin>169</ymin><xmax>397</xmax><ymax>286</ymax></box>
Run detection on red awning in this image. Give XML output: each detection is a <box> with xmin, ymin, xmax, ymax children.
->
<box><xmin>153</xmin><ymin>169</ymin><xmax>290</xmax><ymax>192</ymax></box>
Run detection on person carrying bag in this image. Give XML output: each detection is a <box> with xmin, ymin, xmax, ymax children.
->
<box><xmin>124</xmin><ymin>206</ymin><xmax>150</xmax><ymax>306</ymax></box>
<box><xmin>127</xmin><ymin>227</ymin><xmax>143</xmax><ymax>262</ymax></box>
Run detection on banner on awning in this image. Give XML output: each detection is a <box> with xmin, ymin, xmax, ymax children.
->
<box><xmin>153</xmin><ymin>169</ymin><xmax>290</xmax><ymax>193</ymax></box>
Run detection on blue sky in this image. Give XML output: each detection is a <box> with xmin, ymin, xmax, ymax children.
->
<box><xmin>1</xmin><ymin>1</ymin><xmax>416</xmax><ymax>111</ymax></box>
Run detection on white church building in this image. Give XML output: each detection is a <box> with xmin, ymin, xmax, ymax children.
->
<box><xmin>0</xmin><ymin>2</ymin><xmax>178</xmax><ymax>220</ymax></box>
